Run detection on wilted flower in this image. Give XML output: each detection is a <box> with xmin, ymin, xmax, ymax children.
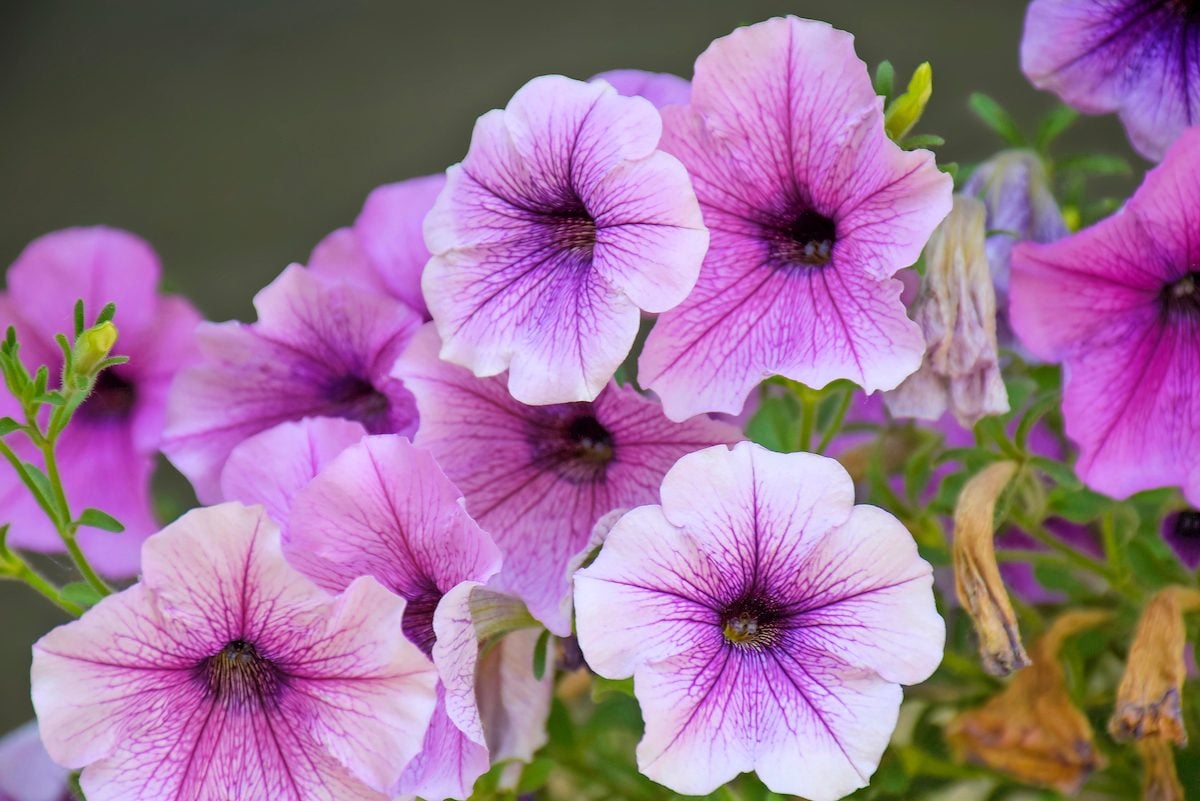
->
<box><xmin>0</xmin><ymin>722</ymin><xmax>69</xmax><ymax>801</ymax></box>
<box><xmin>885</xmin><ymin>195</ymin><xmax>1010</xmax><ymax>427</ymax></box>
<box><xmin>394</xmin><ymin>324</ymin><xmax>741</xmax><ymax>635</ymax></box>
<box><xmin>423</xmin><ymin>74</ymin><xmax>708</xmax><ymax>404</ymax></box>
<box><xmin>1109</xmin><ymin>585</ymin><xmax>1200</xmax><ymax>745</ymax></box>
<box><xmin>590</xmin><ymin>69</ymin><xmax>690</xmax><ymax>107</ymax></box>
<box><xmin>639</xmin><ymin>16</ymin><xmax>952</xmax><ymax>420</ymax></box>
<box><xmin>1162</xmin><ymin>509</ymin><xmax>1200</xmax><ymax>571</ymax></box>
<box><xmin>948</xmin><ymin>610</ymin><xmax>1110</xmax><ymax>793</ymax></box>
<box><xmin>1021</xmin><ymin>0</ymin><xmax>1200</xmax><ymax>160</ymax></box>
<box><xmin>953</xmin><ymin>460</ymin><xmax>1029</xmax><ymax>676</ymax></box>
<box><xmin>31</xmin><ymin>503</ymin><xmax>438</xmax><ymax>801</ymax></box>
<box><xmin>574</xmin><ymin>442</ymin><xmax>944</xmax><ymax>800</ymax></box>
<box><xmin>1137</xmin><ymin>735</ymin><xmax>1185</xmax><ymax>801</ymax></box>
<box><xmin>1010</xmin><ymin>128</ymin><xmax>1200</xmax><ymax>506</ymax></box>
<box><xmin>163</xmin><ymin>265</ymin><xmax>421</xmax><ymax>502</ymax></box>
<box><xmin>309</xmin><ymin>174</ymin><xmax>445</xmax><ymax>319</ymax></box>
<box><xmin>0</xmin><ymin>227</ymin><xmax>202</xmax><ymax>575</ymax></box>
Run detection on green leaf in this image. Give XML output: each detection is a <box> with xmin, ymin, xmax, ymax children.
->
<box><xmin>900</xmin><ymin>133</ymin><xmax>945</xmax><ymax>150</ymax></box>
<box><xmin>61</xmin><ymin>581</ymin><xmax>103</xmax><ymax>609</ymax></box>
<box><xmin>531</xmin><ymin>627</ymin><xmax>551</xmax><ymax>680</ymax></box>
<box><xmin>873</xmin><ymin>60</ymin><xmax>894</xmax><ymax>100</ymax></box>
<box><xmin>968</xmin><ymin>92</ymin><xmax>1026</xmax><ymax>146</ymax></box>
<box><xmin>516</xmin><ymin>758</ymin><xmax>555</xmax><ymax>794</ymax></box>
<box><xmin>591</xmin><ymin>675</ymin><xmax>635</xmax><ymax>701</ymax></box>
<box><xmin>78</xmin><ymin>508</ymin><xmax>125</xmax><ymax>533</ymax></box>
<box><xmin>0</xmin><ymin>418</ymin><xmax>21</xmax><ymax>436</ymax></box>
<box><xmin>1057</xmin><ymin>153</ymin><xmax>1132</xmax><ymax>177</ymax></box>
<box><xmin>95</xmin><ymin>302</ymin><xmax>117</xmax><ymax>326</ymax></box>
<box><xmin>1029</xmin><ymin>455</ymin><xmax>1081</xmax><ymax>489</ymax></box>
<box><xmin>1036</xmin><ymin>105</ymin><xmax>1078</xmax><ymax>151</ymax></box>
<box><xmin>21</xmin><ymin>462</ymin><xmax>56</xmax><ymax>510</ymax></box>
<box><xmin>1032</xmin><ymin>561</ymin><xmax>1093</xmax><ymax>601</ymax></box>
<box><xmin>1047</xmin><ymin>485</ymin><xmax>1112</xmax><ymax>523</ymax></box>
<box><xmin>73</xmin><ymin>299</ymin><xmax>86</xmax><ymax>339</ymax></box>
<box><xmin>745</xmin><ymin>391</ymin><xmax>799</xmax><ymax>452</ymax></box>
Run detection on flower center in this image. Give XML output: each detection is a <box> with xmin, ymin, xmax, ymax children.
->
<box><xmin>566</xmin><ymin>414</ymin><xmax>614</xmax><ymax>465</ymax></box>
<box><xmin>767</xmin><ymin>209</ymin><xmax>837</xmax><ymax>268</ymax></box>
<box><xmin>549</xmin><ymin>205</ymin><xmax>597</xmax><ymax>261</ymax></box>
<box><xmin>1173</xmin><ymin>510</ymin><xmax>1200</xmax><ymax>540</ymax></box>
<box><xmin>79</xmin><ymin>370</ymin><xmax>136</xmax><ymax>421</ymax></box>
<box><xmin>202</xmin><ymin>639</ymin><xmax>281</xmax><ymax>707</ymax></box>
<box><xmin>401</xmin><ymin>586</ymin><xmax>442</xmax><ymax>658</ymax></box>
<box><xmin>326</xmin><ymin>375</ymin><xmax>391</xmax><ymax>433</ymax></box>
<box><xmin>1162</xmin><ymin>272</ymin><xmax>1200</xmax><ymax>317</ymax></box>
<box><xmin>720</xmin><ymin>595</ymin><xmax>783</xmax><ymax>650</ymax></box>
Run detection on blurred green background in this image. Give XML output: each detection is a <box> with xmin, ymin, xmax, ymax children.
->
<box><xmin>0</xmin><ymin>0</ymin><xmax>1137</xmax><ymax>730</ymax></box>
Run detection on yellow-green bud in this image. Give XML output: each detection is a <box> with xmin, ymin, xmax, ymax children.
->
<box><xmin>884</xmin><ymin>62</ymin><xmax>933</xmax><ymax>141</ymax></box>
<box><xmin>73</xmin><ymin>321</ymin><xmax>118</xmax><ymax>377</ymax></box>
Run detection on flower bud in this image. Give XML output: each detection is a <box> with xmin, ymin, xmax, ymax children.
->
<box><xmin>1137</xmin><ymin>736</ymin><xmax>1185</xmax><ymax>801</ymax></box>
<box><xmin>884</xmin><ymin>62</ymin><xmax>933</xmax><ymax>141</ymax></box>
<box><xmin>885</xmin><ymin>195</ymin><xmax>1009</xmax><ymax>428</ymax></box>
<box><xmin>947</xmin><ymin>610</ymin><xmax>1110</xmax><ymax>793</ymax></box>
<box><xmin>72</xmin><ymin>321</ymin><xmax>118</xmax><ymax>378</ymax></box>
<box><xmin>1109</xmin><ymin>585</ymin><xmax>1200</xmax><ymax>745</ymax></box>
<box><xmin>952</xmin><ymin>459</ymin><xmax>1028</xmax><ymax>676</ymax></box>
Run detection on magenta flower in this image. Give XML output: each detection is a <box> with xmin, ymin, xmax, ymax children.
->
<box><xmin>1022</xmin><ymin>0</ymin><xmax>1200</xmax><ymax>161</ymax></box>
<box><xmin>0</xmin><ymin>227</ymin><xmax>201</xmax><ymax>575</ymax></box>
<box><xmin>309</xmin><ymin>174</ymin><xmax>445</xmax><ymax>319</ymax></box>
<box><xmin>638</xmin><ymin>16</ymin><xmax>952</xmax><ymax>420</ymax></box>
<box><xmin>1010</xmin><ymin>128</ymin><xmax>1200</xmax><ymax>505</ymax></box>
<box><xmin>1163</xmin><ymin>509</ymin><xmax>1200</xmax><ymax>571</ymax></box>
<box><xmin>574</xmin><ymin>442</ymin><xmax>943</xmax><ymax>799</ymax></box>
<box><xmin>283</xmin><ymin>435</ymin><xmax>503</xmax><ymax>799</ymax></box>
<box><xmin>31</xmin><ymin>503</ymin><xmax>438</xmax><ymax>801</ymax></box>
<box><xmin>163</xmin><ymin>265</ymin><xmax>421</xmax><ymax>503</ymax></box>
<box><xmin>0</xmin><ymin>722</ymin><xmax>69</xmax><ymax>801</ymax></box>
<box><xmin>422</xmin><ymin>74</ymin><xmax>708</xmax><ymax>404</ymax></box>
<box><xmin>591</xmin><ymin>69</ymin><xmax>691</xmax><ymax>108</ymax></box>
<box><xmin>394</xmin><ymin>324</ymin><xmax>742</xmax><ymax>635</ymax></box>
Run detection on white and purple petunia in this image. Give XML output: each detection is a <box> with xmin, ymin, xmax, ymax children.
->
<box><xmin>163</xmin><ymin>265</ymin><xmax>421</xmax><ymax>503</ymax></box>
<box><xmin>422</xmin><ymin>74</ymin><xmax>709</xmax><ymax>405</ymax></box>
<box><xmin>0</xmin><ymin>722</ymin><xmax>69</xmax><ymax>801</ymax></box>
<box><xmin>638</xmin><ymin>16</ymin><xmax>953</xmax><ymax>421</ymax></box>
<box><xmin>1010</xmin><ymin>128</ymin><xmax>1200</xmax><ymax>506</ymax></box>
<box><xmin>591</xmin><ymin>69</ymin><xmax>691</xmax><ymax>108</ymax></box>
<box><xmin>393</xmin><ymin>323</ymin><xmax>742</xmax><ymax>635</ymax></box>
<box><xmin>574</xmin><ymin>442</ymin><xmax>944</xmax><ymax>800</ymax></box>
<box><xmin>0</xmin><ymin>227</ymin><xmax>202</xmax><ymax>575</ymax></box>
<box><xmin>1021</xmin><ymin>0</ymin><xmax>1200</xmax><ymax>161</ymax></box>
<box><xmin>309</xmin><ymin>174</ymin><xmax>445</xmax><ymax>319</ymax></box>
<box><xmin>283</xmin><ymin>435</ymin><xmax>504</xmax><ymax>800</ymax></box>
<box><xmin>31</xmin><ymin>503</ymin><xmax>438</xmax><ymax>801</ymax></box>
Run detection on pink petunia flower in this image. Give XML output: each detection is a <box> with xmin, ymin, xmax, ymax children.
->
<box><xmin>283</xmin><ymin>436</ymin><xmax>504</xmax><ymax>800</ymax></box>
<box><xmin>639</xmin><ymin>16</ymin><xmax>952</xmax><ymax>421</ymax></box>
<box><xmin>0</xmin><ymin>227</ymin><xmax>202</xmax><ymax>575</ymax></box>
<box><xmin>0</xmin><ymin>722</ymin><xmax>69</xmax><ymax>801</ymax></box>
<box><xmin>393</xmin><ymin>323</ymin><xmax>742</xmax><ymax>635</ymax></box>
<box><xmin>1021</xmin><ymin>0</ymin><xmax>1200</xmax><ymax>161</ymax></box>
<box><xmin>163</xmin><ymin>265</ymin><xmax>421</xmax><ymax>503</ymax></box>
<box><xmin>1010</xmin><ymin>128</ymin><xmax>1200</xmax><ymax>506</ymax></box>
<box><xmin>422</xmin><ymin>74</ymin><xmax>709</xmax><ymax>405</ymax></box>
<box><xmin>590</xmin><ymin>69</ymin><xmax>691</xmax><ymax>108</ymax></box>
<box><xmin>574</xmin><ymin>442</ymin><xmax>944</xmax><ymax>799</ymax></box>
<box><xmin>309</xmin><ymin>174</ymin><xmax>445</xmax><ymax>319</ymax></box>
<box><xmin>31</xmin><ymin>503</ymin><xmax>438</xmax><ymax>801</ymax></box>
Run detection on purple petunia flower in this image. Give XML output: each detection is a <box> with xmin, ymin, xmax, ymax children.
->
<box><xmin>422</xmin><ymin>74</ymin><xmax>709</xmax><ymax>405</ymax></box>
<box><xmin>1022</xmin><ymin>0</ymin><xmax>1200</xmax><ymax>161</ymax></box>
<box><xmin>283</xmin><ymin>436</ymin><xmax>504</xmax><ymax>800</ymax></box>
<box><xmin>591</xmin><ymin>69</ymin><xmax>691</xmax><ymax>108</ymax></box>
<box><xmin>1010</xmin><ymin>128</ymin><xmax>1200</xmax><ymax>506</ymax></box>
<box><xmin>31</xmin><ymin>503</ymin><xmax>438</xmax><ymax>801</ymax></box>
<box><xmin>1162</xmin><ymin>508</ymin><xmax>1200</xmax><ymax>570</ymax></box>
<box><xmin>0</xmin><ymin>722</ymin><xmax>69</xmax><ymax>801</ymax></box>
<box><xmin>574</xmin><ymin>442</ymin><xmax>944</xmax><ymax>799</ymax></box>
<box><xmin>163</xmin><ymin>265</ymin><xmax>421</xmax><ymax>503</ymax></box>
<box><xmin>0</xmin><ymin>227</ymin><xmax>202</xmax><ymax>575</ymax></box>
<box><xmin>638</xmin><ymin>16</ymin><xmax>952</xmax><ymax>421</ymax></box>
<box><xmin>309</xmin><ymin>174</ymin><xmax>445</xmax><ymax>319</ymax></box>
<box><xmin>393</xmin><ymin>324</ymin><xmax>742</xmax><ymax>635</ymax></box>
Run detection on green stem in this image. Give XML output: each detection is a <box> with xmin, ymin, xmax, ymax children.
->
<box><xmin>1019</xmin><ymin>519</ymin><xmax>1114</xmax><ymax>581</ymax></box>
<box><xmin>815</xmin><ymin>387</ymin><xmax>854</xmax><ymax>454</ymax></box>
<box><xmin>797</xmin><ymin>389</ymin><xmax>816</xmax><ymax>452</ymax></box>
<box><xmin>4</xmin><ymin>558</ymin><xmax>82</xmax><ymax>616</ymax></box>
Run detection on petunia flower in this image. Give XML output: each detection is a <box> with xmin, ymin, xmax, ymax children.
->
<box><xmin>283</xmin><ymin>435</ymin><xmax>504</xmax><ymax>800</ymax></box>
<box><xmin>1162</xmin><ymin>508</ymin><xmax>1200</xmax><ymax>571</ymax></box>
<box><xmin>393</xmin><ymin>324</ymin><xmax>742</xmax><ymax>636</ymax></box>
<box><xmin>573</xmin><ymin>442</ymin><xmax>944</xmax><ymax>800</ymax></box>
<box><xmin>31</xmin><ymin>503</ymin><xmax>438</xmax><ymax>801</ymax></box>
<box><xmin>0</xmin><ymin>722</ymin><xmax>69</xmax><ymax>801</ymax></box>
<box><xmin>309</xmin><ymin>174</ymin><xmax>445</xmax><ymax>319</ymax></box>
<box><xmin>590</xmin><ymin>69</ymin><xmax>691</xmax><ymax>108</ymax></box>
<box><xmin>0</xmin><ymin>227</ymin><xmax>201</xmax><ymax>575</ymax></box>
<box><xmin>638</xmin><ymin>16</ymin><xmax>952</xmax><ymax>421</ymax></box>
<box><xmin>163</xmin><ymin>264</ymin><xmax>421</xmax><ymax>503</ymax></box>
<box><xmin>422</xmin><ymin>74</ymin><xmax>708</xmax><ymax>405</ymax></box>
<box><xmin>1021</xmin><ymin>0</ymin><xmax>1200</xmax><ymax>161</ymax></box>
<box><xmin>1009</xmin><ymin>128</ymin><xmax>1200</xmax><ymax>506</ymax></box>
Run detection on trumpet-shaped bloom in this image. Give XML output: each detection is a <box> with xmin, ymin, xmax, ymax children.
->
<box><xmin>639</xmin><ymin>17</ymin><xmax>952</xmax><ymax>420</ymax></box>
<box><xmin>284</xmin><ymin>436</ymin><xmax>503</xmax><ymax>800</ymax></box>
<box><xmin>423</xmin><ymin>74</ymin><xmax>708</xmax><ymax>404</ymax></box>
<box><xmin>0</xmin><ymin>227</ymin><xmax>201</xmax><ymax>575</ymax></box>
<box><xmin>591</xmin><ymin>69</ymin><xmax>691</xmax><ymax>108</ymax></box>
<box><xmin>31</xmin><ymin>503</ymin><xmax>438</xmax><ymax>801</ymax></box>
<box><xmin>394</xmin><ymin>324</ymin><xmax>742</xmax><ymax>635</ymax></box>
<box><xmin>0</xmin><ymin>722</ymin><xmax>69</xmax><ymax>801</ymax></box>
<box><xmin>1021</xmin><ymin>0</ymin><xmax>1200</xmax><ymax>160</ymax></box>
<box><xmin>1010</xmin><ymin>128</ymin><xmax>1200</xmax><ymax>505</ymax></box>
<box><xmin>164</xmin><ymin>265</ymin><xmax>421</xmax><ymax>502</ymax></box>
<box><xmin>1162</xmin><ymin>509</ymin><xmax>1200</xmax><ymax>571</ymax></box>
<box><xmin>574</xmin><ymin>442</ymin><xmax>944</xmax><ymax>799</ymax></box>
<box><xmin>309</xmin><ymin>174</ymin><xmax>445</xmax><ymax>318</ymax></box>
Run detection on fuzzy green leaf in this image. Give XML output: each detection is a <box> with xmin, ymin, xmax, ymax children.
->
<box><xmin>78</xmin><ymin>508</ymin><xmax>125</xmax><ymax>533</ymax></box>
